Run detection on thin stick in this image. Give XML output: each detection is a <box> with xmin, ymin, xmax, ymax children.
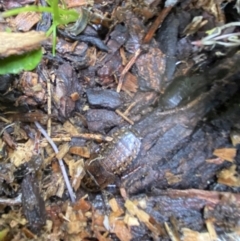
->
<box><xmin>34</xmin><ymin>121</ymin><xmax>76</xmax><ymax>203</ymax></box>
<box><xmin>115</xmin><ymin>109</ymin><xmax>134</xmax><ymax>125</ymax></box>
<box><xmin>116</xmin><ymin>48</ymin><xmax>141</xmax><ymax>93</ymax></box>
<box><xmin>123</xmin><ymin>101</ymin><xmax>137</xmax><ymax>116</ymax></box>
<box><xmin>116</xmin><ymin>3</ymin><xmax>175</xmax><ymax>93</ymax></box>
<box><xmin>142</xmin><ymin>6</ymin><xmax>173</xmax><ymax>44</ymax></box>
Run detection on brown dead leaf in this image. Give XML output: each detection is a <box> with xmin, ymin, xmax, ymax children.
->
<box><xmin>213</xmin><ymin>148</ymin><xmax>236</xmax><ymax>162</ymax></box>
<box><xmin>0</xmin><ymin>31</ymin><xmax>46</xmax><ymax>57</ymax></box>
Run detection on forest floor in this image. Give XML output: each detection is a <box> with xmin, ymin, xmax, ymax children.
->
<box><xmin>0</xmin><ymin>0</ymin><xmax>240</xmax><ymax>240</ymax></box>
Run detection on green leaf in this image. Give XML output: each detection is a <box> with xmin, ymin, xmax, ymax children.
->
<box><xmin>0</xmin><ymin>48</ymin><xmax>42</xmax><ymax>75</ymax></box>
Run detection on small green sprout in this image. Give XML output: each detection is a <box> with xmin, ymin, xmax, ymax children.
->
<box><xmin>2</xmin><ymin>0</ymin><xmax>80</xmax><ymax>55</ymax></box>
<box><xmin>192</xmin><ymin>22</ymin><xmax>240</xmax><ymax>47</ymax></box>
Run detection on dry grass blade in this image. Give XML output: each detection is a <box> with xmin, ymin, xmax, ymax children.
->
<box><xmin>0</xmin><ymin>31</ymin><xmax>47</xmax><ymax>57</ymax></box>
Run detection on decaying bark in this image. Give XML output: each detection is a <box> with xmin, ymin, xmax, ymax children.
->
<box><xmin>121</xmin><ymin>52</ymin><xmax>240</xmax><ymax>194</ymax></box>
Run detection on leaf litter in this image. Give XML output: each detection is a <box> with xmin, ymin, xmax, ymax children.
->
<box><xmin>0</xmin><ymin>0</ymin><xmax>240</xmax><ymax>240</ymax></box>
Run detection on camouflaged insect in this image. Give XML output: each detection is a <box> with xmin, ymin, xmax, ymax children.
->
<box><xmin>81</xmin><ymin>128</ymin><xmax>141</xmax><ymax>192</ymax></box>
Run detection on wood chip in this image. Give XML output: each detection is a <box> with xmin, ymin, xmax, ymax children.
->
<box><xmin>8</xmin><ymin>139</ymin><xmax>35</xmax><ymax>166</ymax></box>
<box><xmin>213</xmin><ymin>148</ymin><xmax>236</xmax><ymax>162</ymax></box>
<box><xmin>217</xmin><ymin>164</ymin><xmax>240</xmax><ymax>187</ymax></box>
<box><xmin>110</xmin><ymin>220</ymin><xmax>132</xmax><ymax>241</ymax></box>
<box><xmin>56</xmin><ymin>143</ymin><xmax>70</xmax><ymax>160</ymax></box>
<box><xmin>182</xmin><ymin>228</ymin><xmax>211</xmax><ymax>241</ymax></box>
<box><xmin>165</xmin><ymin>171</ymin><xmax>182</xmax><ymax>185</ymax></box>
<box><xmin>124</xmin><ymin>213</ymin><xmax>140</xmax><ymax>226</ymax></box>
<box><xmin>122</xmin><ymin>72</ymin><xmax>138</xmax><ymax>93</ymax></box>
<box><xmin>70</xmin><ymin>92</ymin><xmax>80</xmax><ymax>101</ymax></box>
<box><xmin>205</xmin><ymin>219</ymin><xmax>217</xmax><ymax>241</ymax></box>
<box><xmin>73</xmin><ymin>198</ymin><xmax>91</xmax><ymax>212</ymax></box>
<box><xmin>63</xmin><ymin>120</ymin><xmax>81</xmax><ymax>135</ymax></box>
<box><xmin>64</xmin><ymin>158</ymin><xmax>85</xmax><ymax>191</ymax></box>
<box><xmin>69</xmin><ymin>146</ymin><xmax>90</xmax><ymax>158</ymax></box>
<box><xmin>124</xmin><ymin>199</ymin><xmax>162</xmax><ymax>236</ymax></box>
<box><xmin>64</xmin><ymin>205</ymin><xmax>87</xmax><ymax>235</ymax></box>
<box><xmin>109</xmin><ymin>198</ymin><xmax>120</xmax><ymax>213</ymax></box>
<box><xmin>120</xmin><ymin>187</ymin><xmax>128</xmax><ymax>200</ymax></box>
<box><xmin>230</xmin><ymin>130</ymin><xmax>240</xmax><ymax>146</ymax></box>
<box><xmin>164</xmin><ymin>222</ymin><xmax>181</xmax><ymax>241</ymax></box>
<box><xmin>13</xmin><ymin>12</ymin><xmax>41</xmax><ymax>32</ymax></box>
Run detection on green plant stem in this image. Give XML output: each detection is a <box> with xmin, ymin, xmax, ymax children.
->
<box><xmin>52</xmin><ymin>24</ymin><xmax>57</xmax><ymax>56</ymax></box>
<box><xmin>2</xmin><ymin>1</ymin><xmax>79</xmax><ymax>56</ymax></box>
<box><xmin>2</xmin><ymin>6</ymin><xmax>52</xmax><ymax>17</ymax></box>
<box><xmin>52</xmin><ymin>0</ymin><xmax>59</xmax><ymax>22</ymax></box>
<box><xmin>46</xmin><ymin>24</ymin><xmax>54</xmax><ymax>37</ymax></box>
<box><xmin>2</xmin><ymin>6</ymin><xmax>79</xmax><ymax>24</ymax></box>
